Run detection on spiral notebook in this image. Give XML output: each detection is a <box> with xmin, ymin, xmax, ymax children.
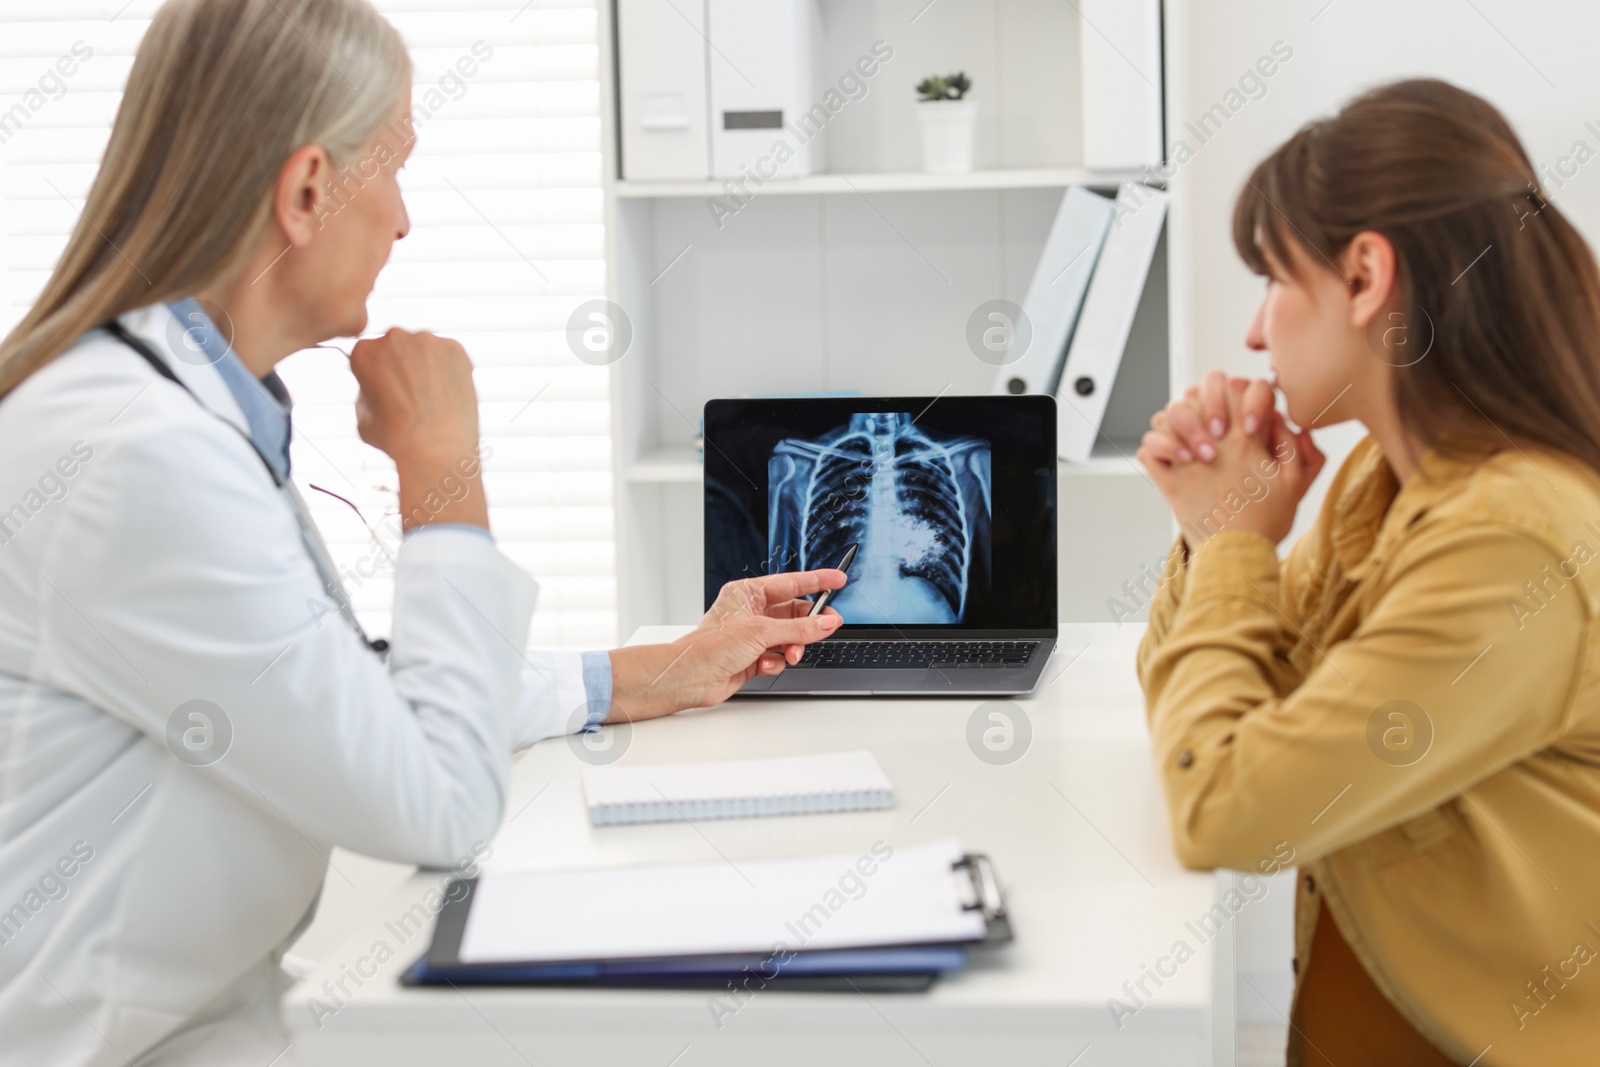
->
<box><xmin>580</xmin><ymin>750</ymin><xmax>895</xmax><ymax>826</ymax></box>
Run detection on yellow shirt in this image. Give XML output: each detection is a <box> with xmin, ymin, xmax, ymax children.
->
<box><xmin>1138</xmin><ymin>435</ymin><xmax>1600</xmax><ymax>1065</ymax></box>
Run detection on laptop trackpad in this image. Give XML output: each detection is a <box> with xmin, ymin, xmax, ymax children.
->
<box><xmin>739</xmin><ymin>673</ymin><xmax>779</xmax><ymax>693</ymax></box>
<box><xmin>767</xmin><ymin>668</ymin><xmax>929</xmax><ymax>692</ymax></box>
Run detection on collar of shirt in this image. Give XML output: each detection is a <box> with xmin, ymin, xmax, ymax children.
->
<box><xmin>1328</xmin><ymin>434</ymin><xmax>1500</xmax><ymax>580</ymax></box>
<box><xmin>167</xmin><ymin>298</ymin><xmax>293</xmax><ymax>484</ymax></box>
<box><xmin>162</xmin><ymin>302</ymin><xmax>498</xmax><ymax>554</ymax></box>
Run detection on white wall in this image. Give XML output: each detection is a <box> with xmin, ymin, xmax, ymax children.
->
<box><xmin>1165</xmin><ymin>0</ymin><xmax>1600</xmax><ymax>1023</ymax></box>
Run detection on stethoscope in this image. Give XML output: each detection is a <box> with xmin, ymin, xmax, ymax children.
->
<box><xmin>102</xmin><ymin>321</ymin><xmax>390</xmax><ymax>657</ymax></box>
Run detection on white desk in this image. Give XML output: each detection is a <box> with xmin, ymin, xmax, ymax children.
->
<box><xmin>283</xmin><ymin>623</ymin><xmax>1234</xmax><ymax>1066</ymax></box>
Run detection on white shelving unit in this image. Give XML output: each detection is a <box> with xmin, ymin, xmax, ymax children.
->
<box><xmin>614</xmin><ymin>167</ymin><xmax>1150</xmax><ymax>199</ymax></box>
<box><xmin>597</xmin><ymin>0</ymin><xmax>1175</xmax><ymax>638</ymax></box>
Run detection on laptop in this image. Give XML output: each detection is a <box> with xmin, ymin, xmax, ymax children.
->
<box><xmin>704</xmin><ymin>395</ymin><xmax>1058</xmax><ymax>696</ymax></box>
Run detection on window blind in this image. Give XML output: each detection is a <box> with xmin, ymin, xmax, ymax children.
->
<box><xmin>0</xmin><ymin>0</ymin><xmax>617</xmax><ymax>651</ymax></box>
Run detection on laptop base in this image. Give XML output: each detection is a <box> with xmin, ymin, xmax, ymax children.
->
<box><xmin>736</xmin><ymin>636</ymin><xmax>1056</xmax><ymax>696</ymax></box>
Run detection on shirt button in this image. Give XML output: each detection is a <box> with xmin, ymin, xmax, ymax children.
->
<box><xmin>1303</xmin><ymin>874</ymin><xmax>1316</xmax><ymax>895</ymax></box>
<box><xmin>1176</xmin><ymin>749</ymin><xmax>1194</xmax><ymax>769</ymax></box>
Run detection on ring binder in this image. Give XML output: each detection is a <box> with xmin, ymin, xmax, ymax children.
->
<box><xmin>952</xmin><ymin>853</ymin><xmax>1013</xmax><ymax>944</ymax></box>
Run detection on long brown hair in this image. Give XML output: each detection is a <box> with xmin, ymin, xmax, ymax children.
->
<box><xmin>0</xmin><ymin>0</ymin><xmax>409</xmax><ymax>399</ymax></box>
<box><xmin>1233</xmin><ymin>78</ymin><xmax>1600</xmax><ymax>474</ymax></box>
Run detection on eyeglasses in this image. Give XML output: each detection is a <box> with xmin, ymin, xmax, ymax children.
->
<box><xmin>307</xmin><ymin>483</ymin><xmax>398</xmax><ymax>569</ymax></box>
<box><xmin>300</xmin><ymin>339</ymin><xmax>400</xmax><ymax>566</ymax></box>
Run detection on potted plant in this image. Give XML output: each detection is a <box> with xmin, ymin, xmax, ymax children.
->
<box><xmin>914</xmin><ymin>72</ymin><xmax>976</xmax><ymax>173</ymax></box>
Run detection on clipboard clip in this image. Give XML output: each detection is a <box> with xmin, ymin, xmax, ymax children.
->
<box><xmin>952</xmin><ymin>853</ymin><xmax>1013</xmax><ymax>944</ymax></box>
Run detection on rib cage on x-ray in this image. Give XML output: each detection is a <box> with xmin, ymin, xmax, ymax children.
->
<box><xmin>769</xmin><ymin>413</ymin><xmax>991</xmax><ymax>624</ymax></box>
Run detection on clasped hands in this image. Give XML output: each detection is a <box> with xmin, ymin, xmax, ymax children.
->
<box><xmin>1137</xmin><ymin>370</ymin><xmax>1326</xmax><ymax>548</ymax></box>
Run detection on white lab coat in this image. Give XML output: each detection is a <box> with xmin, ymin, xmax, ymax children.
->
<box><xmin>0</xmin><ymin>305</ymin><xmax>589</xmax><ymax>1065</ymax></box>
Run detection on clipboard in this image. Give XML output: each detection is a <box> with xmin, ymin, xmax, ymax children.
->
<box><xmin>951</xmin><ymin>853</ymin><xmax>1013</xmax><ymax>945</ymax></box>
<box><xmin>402</xmin><ymin>842</ymin><xmax>1011</xmax><ymax>988</ymax></box>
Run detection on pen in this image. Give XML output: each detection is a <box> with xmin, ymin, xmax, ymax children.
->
<box><xmin>807</xmin><ymin>542</ymin><xmax>859</xmax><ymax>617</ymax></box>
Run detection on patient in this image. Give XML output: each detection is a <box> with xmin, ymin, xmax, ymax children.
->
<box><xmin>1137</xmin><ymin>79</ymin><xmax>1600</xmax><ymax>1065</ymax></box>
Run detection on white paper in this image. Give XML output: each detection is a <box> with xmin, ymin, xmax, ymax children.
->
<box><xmin>457</xmin><ymin>839</ymin><xmax>987</xmax><ymax>964</ymax></box>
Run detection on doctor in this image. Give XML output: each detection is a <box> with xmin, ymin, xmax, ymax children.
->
<box><xmin>0</xmin><ymin>0</ymin><xmax>844</xmax><ymax>1064</ymax></box>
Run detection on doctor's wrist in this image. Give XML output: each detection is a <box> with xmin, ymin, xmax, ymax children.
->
<box><xmin>395</xmin><ymin>448</ymin><xmax>490</xmax><ymax>533</ymax></box>
<box><xmin>603</xmin><ymin>644</ymin><xmax>693</xmax><ymax>724</ymax></box>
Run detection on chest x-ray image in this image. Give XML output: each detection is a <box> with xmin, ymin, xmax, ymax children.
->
<box><xmin>767</xmin><ymin>412</ymin><xmax>991</xmax><ymax>624</ymax></box>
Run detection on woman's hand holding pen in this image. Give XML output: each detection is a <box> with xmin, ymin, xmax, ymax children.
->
<box><xmin>604</xmin><ymin>569</ymin><xmax>848</xmax><ymax>722</ymax></box>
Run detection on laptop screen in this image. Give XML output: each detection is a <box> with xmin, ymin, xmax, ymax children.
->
<box><xmin>703</xmin><ymin>396</ymin><xmax>1057</xmax><ymax>631</ymax></box>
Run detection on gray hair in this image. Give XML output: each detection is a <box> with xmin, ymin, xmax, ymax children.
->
<box><xmin>0</xmin><ymin>0</ymin><xmax>411</xmax><ymax>396</ymax></box>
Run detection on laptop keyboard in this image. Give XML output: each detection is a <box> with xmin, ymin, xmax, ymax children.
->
<box><xmin>792</xmin><ymin>640</ymin><xmax>1041</xmax><ymax>669</ymax></box>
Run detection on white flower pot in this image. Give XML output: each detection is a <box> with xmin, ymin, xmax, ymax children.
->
<box><xmin>916</xmin><ymin>98</ymin><xmax>978</xmax><ymax>173</ymax></box>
